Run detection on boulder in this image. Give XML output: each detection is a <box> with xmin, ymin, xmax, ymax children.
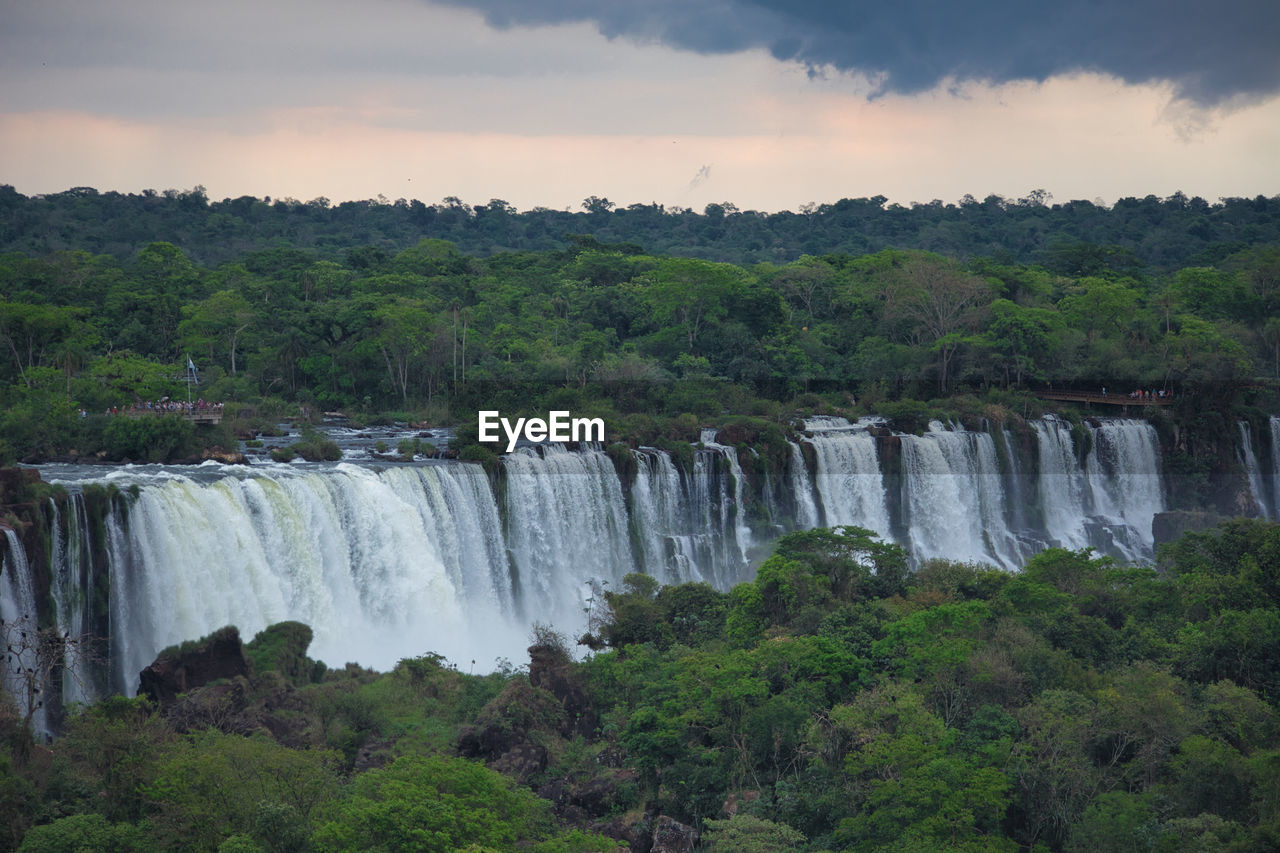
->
<box><xmin>138</xmin><ymin>626</ymin><xmax>250</xmax><ymax>706</ymax></box>
<box><xmin>651</xmin><ymin>815</ymin><xmax>698</xmax><ymax>853</ymax></box>
<box><xmin>489</xmin><ymin>742</ymin><xmax>547</xmax><ymax>781</ymax></box>
<box><xmin>353</xmin><ymin>736</ymin><xmax>395</xmax><ymax>773</ymax></box>
<box><xmin>592</xmin><ymin>816</ymin><xmax>650</xmax><ymax>853</ymax></box>
<box><xmin>572</xmin><ymin>769</ymin><xmax>639</xmax><ymax>816</ymax></box>
<box><xmin>203</xmin><ymin>446</ymin><xmax>247</xmax><ymax>465</ymax></box>
<box><xmin>1152</xmin><ymin>510</ymin><xmax>1224</xmax><ymax>550</ymax></box>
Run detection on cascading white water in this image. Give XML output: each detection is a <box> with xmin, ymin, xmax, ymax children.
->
<box><xmin>1238</xmin><ymin>422</ymin><xmax>1271</xmax><ymax>519</ymax></box>
<box><xmin>503</xmin><ymin>444</ymin><xmax>635</xmax><ymax>621</ymax></box>
<box><xmin>100</xmin><ymin>463</ymin><xmax>518</xmax><ymax>692</ymax></box>
<box><xmin>25</xmin><ymin>413</ymin><xmax>1178</xmax><ymax>703</ymax></box>
<box><xmin>898</xmin><ymin>422</ymin><xmax>1020</xmax><ymax>567</ymax></box>
<box><xmin>1270</xmin><ymin>416</ymin><xmax>1280</xmax><ymax>519</ymax></box>
<box><xmin>630</xmin><ymin>448</ymin><xmax>749</xmax><ymax>586</ymax></box>
<box><xmin>1033</xmin><ymin>416</ymin><xmax>1092</xmax><ymax>550</ymax></box>
<box><xmin>700</xmin><ymin>429</ymin><xmax>753</xmax><ymax>567</ymax></box>
<box><xmin>48</xmin><ymin>497</ymin><xmax>95</xmax><ymax>707</ymax></box>
<box><xmin>1026</xmin><ymin>416</ymin><xmax>1166</xmax><ymax>561</ymax></box>
<box><xmin>787</xmin><ymin>441</ymin><xmax>820</xmax><ymax>530</ymax></box>
<box><xmin>631</xmin><ymin>449</ymin><xmax>699</xmax><ymax>584</ymax></box>
<box><xmin>997</xmin><ymin>427</ymin><xmax>1032</xmax><ymax>535</ymax></box>
<box><xmin>806</xmin><ymin>425</ymin><xmax>891</xmax><ymax>538</ymax></box>
<box><xmin>1</xmin><ymin>527</ymin><xmax>48</xmax><ymax>735</ymax></box>
<box><xmin>39</xmin><ymin>444</ymin><xmax>755</xmax><ymax>694</ymax></box>
<box><xmin>1085</xmin><ymin>419</ymin><xmax>1165</xmax><ymax>560</ymax></box>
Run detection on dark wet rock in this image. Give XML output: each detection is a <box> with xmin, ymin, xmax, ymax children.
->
<box><xmin>1153</xmin><ymin>510</ymin><xmax>1225</xmax><ymax>550</ymax></box>
<box><xmin>138</xmin><ymin>626</ymin><xmax>250</xmax><ymax>707</ymax></box>
<box><xmin>572</xmin><ymin>770</ymin><xmax>639</xmax><ymax>816</ymax></box>
<box><xmin>354</xmin><ymin>736</ymin><xmax>395</xmax><ymax>773</ymax></box>
<box><xmin>593</xmin><ymin>816</ymin><xmax>650</xmax><ymax>853</ymax></box>
<box><xmin>537</xmin><ymin>777</ymin><xmax>571</xmax><ymax>808</ymax></box>
<box><xmin>651</xmin><ymin>815</ymin><xmax>698</xmax><ymax>853</ymax></box>
<box><xmin>489</xmin><ymin>741</ymin><xmax>547</xmax><ymax>781</ymax></box>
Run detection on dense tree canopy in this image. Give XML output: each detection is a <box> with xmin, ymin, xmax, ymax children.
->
<box><xmin>4</xmin><ymin>186</ymin><xmax>1279</xmax><ymax>271</ymax></box>
<box><xmin>7</xmin><ymin>522</ymin><xmax>1279</xmax><ymax>850</ymax></box>
<box><xmin>1</xmin><ymin>214</ymin><xmax>1277</xmax><ymax>466</ymax></box>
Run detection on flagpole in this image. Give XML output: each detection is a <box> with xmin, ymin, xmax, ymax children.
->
<box><xmin>185</xmin><ymin>355</ymin><xmax>197</xmax><ymax>407</ymax></box>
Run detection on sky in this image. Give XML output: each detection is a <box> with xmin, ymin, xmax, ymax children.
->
<box><xmin>1</xmin><ymin>0</ymin><xmax>1278</xmax><ymax>213</ymax></box>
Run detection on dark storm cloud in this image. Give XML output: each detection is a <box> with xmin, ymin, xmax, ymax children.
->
<box><xmin>436</xmin><ymin>0</ymin><xmax>1280</xmax><ymax>104</ymax></box>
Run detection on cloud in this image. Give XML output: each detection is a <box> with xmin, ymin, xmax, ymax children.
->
<box><xmin>689</xmin><ymin>164</ymin><xmax>711</xmax><ymax>189</ymax></box>
<box><xmin>433</xmin><ymin>0</ymin><xmax>1280</xmax><ymax>105</ymax></box>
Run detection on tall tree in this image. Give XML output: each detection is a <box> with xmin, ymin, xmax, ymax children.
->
<box><xmin>882</xmin><ymin>254</ymin><xmax>992</xmax><ymax>391</ymax></box>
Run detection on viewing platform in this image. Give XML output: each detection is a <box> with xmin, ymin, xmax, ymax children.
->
<box><xmin>114</xmin><ymin>408</ymin><xmax>223</xmax><ymax>425</ymax></box>
<box><xmin>1036</xmin><ymin>390</ymin><xmax>1174</xmax><ymax>408</ymax></box>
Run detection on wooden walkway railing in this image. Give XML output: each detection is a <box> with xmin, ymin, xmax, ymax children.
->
<box><xmin>1036</xmin><ymin>390</ymin><xmax>1174</xmax><ymax>407</ymax></box>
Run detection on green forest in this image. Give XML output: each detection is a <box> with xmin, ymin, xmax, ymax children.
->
<box><xmin>2</xmin><ymin>187</ymin><xmax>1280</xmax><ymax>851</ymax></box>
<box><xmin>3</xmin><ymin>522</ymin><xmax>1280</xmax><ymax>851</ymax></box>
<box><xmin>1</xmin><ymin>187</ymin><xmax>1278</xmax><ymax>468</ymax></box>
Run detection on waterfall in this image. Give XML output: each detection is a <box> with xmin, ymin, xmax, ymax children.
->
<box><xmin>998</xmin><ymin>427</ymin><xmax>1032</xmax><ymax>536</ymax></box>
<box><xmin>2</xmin><ymin>527</ymin><xmax>48</xmax><ymax>735</ymax></box>
<box><xmin>806</xmin><ymin>425</ymin><xmax>891</xmax><ymax>538</ymax></box>
<box><xmin>700</xmin><ymin>429</ymin><xmax>753</xmax><ymax>568</ymax></box>
<box><xmin>95</xmin><ymin>463</ymin><xmax>516</xmax><ymax>692</ymax></box>
<box><xmin>787</xmin><ymin>441</ymin><xmax>819</xmax><ymax>530</ymax></box>
<box><xmin>629</xmin><ymin>448</ymin><xmax>745</xmax><ymax>587</ymax></box>
<box><xmin>1029</xmin><ymin>416</ymin><xmax>1165</xmax><ymax>560</ymax></box>
<box><xmin>1271</xmin><ymin>417</ymin><xmax>1280</xmax><ymax>519</ymax></box>
<box><xmin>898</xmin><ymin>422</ymin><xmax>1020</xmax><ymax>567</ymax></box>
<box><xmin>1239</xmin><ymin>422</ymin><xmax>1271</xmax><ymax>518</ymax></box>
<box><xmin>503</xmin><ymin>445</ymin><xmax>634</xmax><ymax>620</ymax></box>
<box><xmin>1033</xmin><ymin>416</ymin><xmax>1092</xmax><ymax>550</ymax></box>
<box><xmin>23</xmin><ymin>413</ymin><xmax>1177</xmax><ymax>699</ymax></box>
<box><xmin>631</xmin><ymin>449</ymin><xmax>699</xmax><ymax>584</ymax></box>
<box><xmin>39</xmin><ymin>444</ymin><xmax>755</xmax><ymax>693</ymax></box>
<box><xmin>1085</xmin><ymin>419</ymin><xmax>1165</xmax><ymax>560</ymax></box>
<box><xmin>48</xmin><ymin>496</ymin><xmax>96</xmax><ymax>707</ymax></box>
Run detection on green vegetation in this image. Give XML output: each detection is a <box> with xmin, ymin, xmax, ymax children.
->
<box><xmin>3</xmin><ymin>186</ymin><xmax>1279</xmax><ymax>270</ymax></box>
<box><xmin>1</xmin><ymin>190</ymin><xmax>1278</xmax><ymax>464</ymax></box>
<box><xmin>3</xmin><ymin>520</ymin><xmax>1280</xmax><ymax>850</ymax></box>
<box><xmin>3</xmin><ymin>185</ymin><xmax>1279</xmax><ymax>846</ymax></box>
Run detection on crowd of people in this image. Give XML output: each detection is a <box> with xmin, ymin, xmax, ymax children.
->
<box><xmin>1126</xmin><ymin>388</ymin><xmax>1172</xmax><ymax>400</ymax></box>
<box><xmin>102</xmin><ymin>398</ymin><xmax>224</xmax><ymax>416</ymax></box>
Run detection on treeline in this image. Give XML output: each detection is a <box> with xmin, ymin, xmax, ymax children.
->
<box><xmin>3</xmin><ymin>520</ymin><xmax>1279</xmax><ymax>851</ymax></box>
<box><xmin>3</xmin><ymin>185</ymin><xmax>1280</xmax><ymax>270</ymax></box>
<box><xmin>1</xmin><ymin>224</ymin><xmax>1278</xmax><ymax>463</ymax></box>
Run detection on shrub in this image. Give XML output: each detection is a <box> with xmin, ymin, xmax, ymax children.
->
<box><xmin>103</xmin><ymin>415</ymin><xmax>197</xmax><ymax>462</ymax></box>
